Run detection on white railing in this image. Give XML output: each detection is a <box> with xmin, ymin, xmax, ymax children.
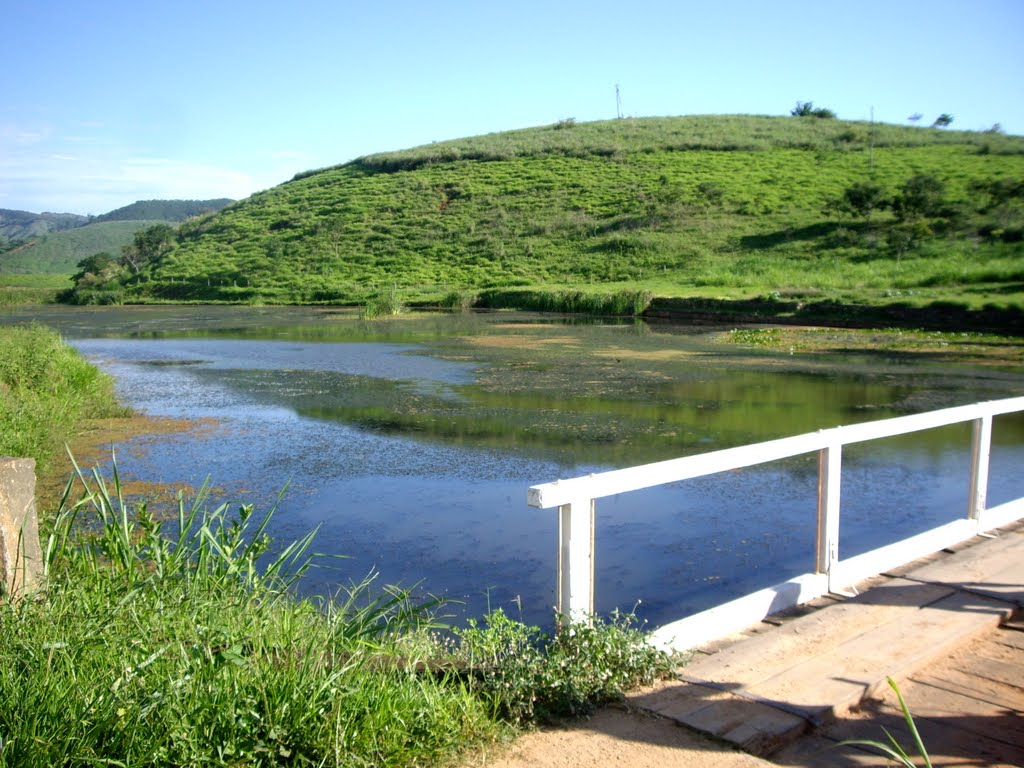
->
<box><xmin>528</xmin><ymin>396</ymin><xmax>1024</xmax><ymax>651</ymax></box>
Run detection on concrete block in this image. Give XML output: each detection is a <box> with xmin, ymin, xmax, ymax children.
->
<box><xmin>0</xmin><ymin>457</ymin><xmax>42</xmax><ymax>598</ymax></box>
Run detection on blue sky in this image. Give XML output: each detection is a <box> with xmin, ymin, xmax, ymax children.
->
<box><xmin>4</xmin><ymin>0</ymin><xmax>1022</xmax><ymax>215</ymax></box>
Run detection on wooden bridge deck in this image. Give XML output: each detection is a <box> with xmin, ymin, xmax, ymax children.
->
<box><xmin>629</xmin><ymin>521</ymin><xmax>1024</xmax><ymax>766</ymax></box>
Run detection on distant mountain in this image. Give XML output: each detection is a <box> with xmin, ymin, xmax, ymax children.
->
<box><xmin>0</xmin><ymin>220</ymin><xmax>167</xmax><ymax>274</ymax></box>
<box><xmin>0</xmin><ymin>209</ymin><xmax>89</xmax><ymax>244</ymax></box>
<box><xmin>93</xmin><ymin>198</ymin><xmax>234</xmax><ymax>223</ymax></box>
<box><xmin>0</xmin><ymin>198</ymin><xmax>235</xmax><ymax>274</ymax></box>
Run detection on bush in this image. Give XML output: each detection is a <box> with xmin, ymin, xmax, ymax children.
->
<box><xmin>830</xmin><ymin>181</ymin><xmax>890</xmax><ymax>220</ymax></box>
<box><xmin>791</xmin><ymin>101</ymin><xmax>836</xmax><ymax>119</ymax></box>
<box><xmin>455</xmin><ymin>608</ymin><xmax>679</xmax><ymax>724</ymax></box>
<box><xmin>440</xmin><ymin>289</ymin><xmax>478</xmax><ymax>311</ymax></box>
<box><xmin>361</xmin><ymin>285</ymin><xmax>405</xmax><ymax>318</ymax></box>
<box><xmin>893</xmin><ymin>174</ymin><xmax>945</xmax><ymax>221</ymax></box>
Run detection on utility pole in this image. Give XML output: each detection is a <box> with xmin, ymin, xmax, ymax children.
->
<box><xmin>869</xmin><ymin>106</ymin><xmax>875</xmax><ymax>173</ymax></box>
<box><xmin>615</xmin><ymin>84</ymin><xmax>622</xmax><ymax>119</ymax></box>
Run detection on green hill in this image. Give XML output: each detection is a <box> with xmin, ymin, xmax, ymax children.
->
<box><xmin>93</xmin><ymin>198</ymin><xmax>234</xmax><ymax>223</ymax></box>
<box><xmin>0</xmin><ymin>209</ymin><xmax>88</xmax><ymax>244</ymax></box>
<box><xmin>64</xmin><ymin>115</ymin><xmax>1024</xmax><ymax>319</ymax></box>
<box><xmin>0</xmin><ymin>220</ymin><xmax>168</xmax><ymax>274</ymax></box>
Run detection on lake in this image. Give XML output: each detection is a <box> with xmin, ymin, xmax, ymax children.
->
<box><xmin>6</xmin><ymin>305</ymin><xmax>1024</xmax><ymax>630</ymax></box>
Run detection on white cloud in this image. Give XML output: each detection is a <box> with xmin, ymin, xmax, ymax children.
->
<box><xmin>0</xmin><ymin>120</ymin><xmax>53</xmax><ymax>146</ymax></box>
<box><xmin>0</xmin><ymin>136</ymin><xmax>265</xmax><ymax>214</ymax></box>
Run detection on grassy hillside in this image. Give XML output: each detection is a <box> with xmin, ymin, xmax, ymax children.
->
<box><xmin>0</xmin><ymin>209</ymin><xmax>87</xmax><ymax>244</ymax></box>
<box><xmin>64</xmin><ymin>115</ymin><xmax>1024</xmax><ymax>319</ymax></box>
<box><xmin>0</xmin><ymin>220</ymin><xmax>167</xmax><ymax>274</ymax></box>
<box><xmin>93</xmin><ymin>198</ymin><xmax>234</xmax><ymax>223</ymax></box>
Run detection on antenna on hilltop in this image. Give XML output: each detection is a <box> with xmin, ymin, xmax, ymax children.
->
<box><xmin>615</xmin><ymin>84</ymin><xmax>622</xmax><ymax>119</ymax></box>
<box><xmin>869</xmin><ymin>105</ymin><xmax>875</xmax><ymax>173</ymax></box>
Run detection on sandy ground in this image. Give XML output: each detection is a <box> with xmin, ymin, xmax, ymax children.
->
<box><xmin>460</xmin><ymin>701</ymin><xmax>770</xmax><ymax>768</ymax></box>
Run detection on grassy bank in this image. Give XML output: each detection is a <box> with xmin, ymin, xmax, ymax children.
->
<box><xmin>0</xmin><ymin>331</ymin><xmax>677</xmax><ymax>767</ymax></box>
<box><xmin>0</xmin><ymin>274</ymin><xmax>69</xmax><ymax>306</ymax></box>
<box><xmin>0</xmin><ymin>325</ymin><xmax>127</xmax><ymax>476</ymax></box>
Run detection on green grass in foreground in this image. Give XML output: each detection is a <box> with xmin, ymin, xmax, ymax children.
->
<box><xmin>0</xmin><ymin>467</ymin><xmax>676</xmax><ymax>767</ymax></box>
<box><xmin>0</xmin><ymin>325</ymin><xmax>127</xmax><ymax>476</ymax></box>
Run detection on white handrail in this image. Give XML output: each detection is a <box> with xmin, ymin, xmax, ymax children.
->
<box><xmin>528</xmin><ymin>396</ymin><xmax>1024</xmax><ymax>649</ymax></box>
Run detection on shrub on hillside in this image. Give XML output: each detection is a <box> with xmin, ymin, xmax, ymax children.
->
<box><xmin>791</xmin><ymin>101</ymin><xmax>836</xmax><ymax>119</ymax></box>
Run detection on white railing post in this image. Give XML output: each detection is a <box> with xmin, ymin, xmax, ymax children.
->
<box><xmin>557</xmin><ymin>497</ymin><xmax>595</xmax><ymax>626</ymax></box>
<box><xmin>816</xmin><ymin>443</ymin><xmax>842</xmax><ymax>591</ymax></box>
<box><xmin>968</xmin><ymin>414</ymin><xmax>993</xmax><ymax>524</ymax></box>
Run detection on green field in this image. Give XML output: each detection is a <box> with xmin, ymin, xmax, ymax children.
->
<box><xmin>59</xmin><ymin>115</ymin><xmax>1024</xmax><ymax>320</ymax></box>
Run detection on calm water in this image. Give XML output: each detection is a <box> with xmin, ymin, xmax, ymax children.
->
<box><xmin>8</xmin><ymin>306</ymin><xmax>1024</xmax><ymax>629</ymax></box>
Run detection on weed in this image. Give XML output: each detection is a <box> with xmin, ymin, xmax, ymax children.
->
<box><xmin>839</xmin><ymin>677</ymin><xmax>932</xmax><ymax>768</ymax></box>
<box><xmin>727</xmin><ymin>328</ymin><xmax>783</xmax><ymax>346</ymax></box>
<box><xmin>455</xmin><ymin>608</ymin><xmax>679</xmax><ymax>724</ymax></box>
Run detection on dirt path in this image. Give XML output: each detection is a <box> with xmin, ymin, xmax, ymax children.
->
<box><xmin>461</xmin><ymin>701</ymin><xmax>771</xmax><ymax>768</ymax></box>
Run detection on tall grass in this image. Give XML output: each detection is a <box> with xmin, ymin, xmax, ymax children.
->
<box><xmin>0</xmin><ymin>466</ymin><xmax>499</xmax><ymax>767</ymax></box>
<box><xmin>0</xmin><ymin>462</ymin><xmax>679</xmax><ymax>766</ymax></box>
<box><xmin>479</xmin><ymin>287</ymin><xmax>654</xmax><ymax>316</ymax></box>
<box><xmin>0</xmin><ymin>325</ymin><xmax>127</xmax><ymax>475</ymax></box>
<box><xmin>0</xmin><ymin>287</ymin><xmax>60</xmax><ymax>305</ymax></box>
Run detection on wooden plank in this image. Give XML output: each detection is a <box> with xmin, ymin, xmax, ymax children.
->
<box><xmin>632</xmin><ymin>681</ymin><xmax>808</xmax><ymax>757</ymax></box>
<box><xmin>743</xmin><ymin>591</ymin><xmax>1013</xmax><ymax>722</ymax></box>
<box><xmin>672</xmin><ymin>695</ymin><xmax>807</xmax><ymax>756</ymax></box>
<box><xmin>679</xmin><ymin>579</ymin><xmax>955</xmax><ymax>690</ymax></box>
<box><xmin>632</xmin><ymin>680</ymin><xmax>735</xmax><ymax>722</ymax></box>
<box><xmin>717</xmin><ymin>704</ymin><xmax>809</xmax><ymax>757</ymax></box>
<box><xmin>887</xmin><ymin>528</ymin><xmax>1024</xmax><ymax>606</ymax></box>
<box><xmin>914</xmin><ymin>665</ymin><xmax>1024</xmax><ymax>711</ymax></box>
<box><xmin>886</xmin><ymin>678</ymin><xmax>1024</xmax><ymax>745</ymax></box>
<box><xmin>818</xmin><ymin>704</ymin><xmax>1024</xmax><ymax>768</ymax></box>
<box><xmin>955</xmin><ymin>656</ymin><xmax>1024</xmax><ymax>689</ymax></box>
<box><xmin>991</xmin><ymin>626</ymin><xmax>1024</xmax><ymax>651</ymax></box>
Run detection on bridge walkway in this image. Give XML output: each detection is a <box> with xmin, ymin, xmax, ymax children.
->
<box><xmin>631</xmin><ymin>520</ymin><xmax>1024</xmax><ymax>766</ymax></box>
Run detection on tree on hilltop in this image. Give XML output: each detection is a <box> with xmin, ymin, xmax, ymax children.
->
<box><xmin>932</xmin><ymin>113</ymin><xmax>954</xmax><ymax>128</ymax></box>
<box><xmin>791</xmin><ymin>101</ymin><xmax>836</xmax><ymax>119</ymax></box>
